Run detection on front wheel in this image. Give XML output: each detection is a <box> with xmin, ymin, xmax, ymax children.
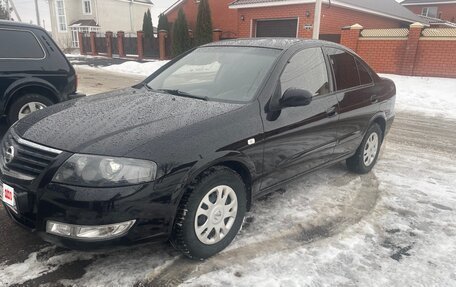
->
<box><xmin>346</xmin><ymin>123</ymin><xmax>383</xmax><ymax>174</ymax></box>
<box><xmin>171</xmin><ymin>167</ymin><xmax>247</xmax><ymax>260</ymax></box>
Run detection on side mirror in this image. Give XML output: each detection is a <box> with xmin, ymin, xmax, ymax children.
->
<box><xmin>280</xmin><ymin>88</ymin><xmax>313</xmax><ymax>108</ymax></box>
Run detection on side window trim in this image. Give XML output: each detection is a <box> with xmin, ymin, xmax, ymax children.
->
<box><xmin>0</xmin><ymin>28</ymin><xmax>47</xmax><ymax>61</ymax></box>
<box><xmin>323</xmin><ymin>46</ymin><xmax>338</xmax><ymax>93</ymax></box>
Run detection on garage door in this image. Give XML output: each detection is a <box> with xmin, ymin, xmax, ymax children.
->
<box><xmin>256</xmin><ymin>19</ymin><xmax>298</xmax><ymax>38</ymax></box>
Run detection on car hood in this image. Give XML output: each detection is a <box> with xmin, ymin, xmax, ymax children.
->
<box><xmin>14</xmin><ymin>87</ymin><xmax>243</xmax><ymax>156</ymax></box>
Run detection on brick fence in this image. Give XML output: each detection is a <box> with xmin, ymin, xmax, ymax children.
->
<box><xmin>80</xmin><ymin>29</ymin><xmax>226</xmax><ymax>60</ymax></box>
<box><xmin>341</xmin><ymin>23</ymin><xmax>456</xmax><ymax>78</ymax></box>
<box><xmin>79</xmin><ymin>31</ymin><xmax>159</xmax><ymax>60</ymax></box>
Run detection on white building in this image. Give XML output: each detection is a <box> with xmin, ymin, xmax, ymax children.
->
<box><xmin>48</xmin><ymin>0</ymin><xmax>154</xmax><ymax>49</ymax></box>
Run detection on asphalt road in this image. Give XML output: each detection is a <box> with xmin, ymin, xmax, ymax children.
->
<box><xmin>0</xmin><ymin>67</ymin><xmax>455</xmax><ymax>286</ymax></box>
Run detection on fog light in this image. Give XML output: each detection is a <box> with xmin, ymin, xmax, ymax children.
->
<box><xmin>46</xmin><ymin>220</ymin><xmax>136</xmax><ymax>240</ymax></box>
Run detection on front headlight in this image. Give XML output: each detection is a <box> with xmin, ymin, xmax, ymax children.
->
<box><xmin>52</xmin><ymin>154</ymin><xmax>157</xmax><ymax>187</ymax></box>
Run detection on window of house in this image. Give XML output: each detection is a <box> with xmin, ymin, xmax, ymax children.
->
<box><xmin>280</xmin><ymin>48</ymin><xmax>330</xmax><ymax>96</ymax></box>
<box><xmin>0</xmin><ymin>29</ymin><xmax>45</xmax><ymax>59</ymax></box>
<box><xmin>421</xmin><ymin>7</ymin><xmax>438</xmax><ymax>18</ymax></box>
<box><xmin>83</xmin><ymin>0</ymin><xmax>92</xmax><ymax>15</ymax></box>
<box><xmin>326</xmin><ymin>48</ymin><xmax>360</xmax><ymax>91</ymax></box>
<box><xmin>56</xmin><ymin>0</ymin><xmax>67</xmax><ymax>32</ymax></box>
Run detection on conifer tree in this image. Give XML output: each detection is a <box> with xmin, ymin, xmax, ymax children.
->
<box><xmin>172</xmin><ymin>8</ymin><xmax>191</xmax><ymax>57</ymax></box>
<box><xmin>195</xmin><ymin>0</ymin><xmax>213</xmax><ymax>46</ymax></box>
<box><xmin>157</xmin><ymin>13</ymin><xmax>170</xmax><ymax>32</ymax></box>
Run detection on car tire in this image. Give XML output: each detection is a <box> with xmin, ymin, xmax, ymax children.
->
<box><xmin>171</xmin><ymin>166</ymin><xmax>247</xmax><ymax>260</ymax></box>
<box><xmin>346</xmin><ymin>123</ymin><xmax>383</xmax><ymax>174</ymax></box>
<box><xmin>7</xmin><ymin>93</ymin><xmax>53</xmax><ymax>125</ymax></box>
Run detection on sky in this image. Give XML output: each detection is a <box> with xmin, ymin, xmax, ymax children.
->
<box><xmin>10</xmin><ymin>0</ymin><xmax>173</xmax><ymax>31</ymax></box>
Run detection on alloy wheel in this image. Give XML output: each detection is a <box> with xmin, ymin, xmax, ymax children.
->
<box><xmin>194</xmin><ymin>185</ymin><xmax>238</xmax><ymax>245</ymax></box>
<box><xmin>18</xmin><ymin>102</ymin><xmax>47</xmax><ymax>120</ymax></box>
<box><xmin>363</xmin><ymin>132</ymin><xmax>379</xmax><ymax>166</ymax></box>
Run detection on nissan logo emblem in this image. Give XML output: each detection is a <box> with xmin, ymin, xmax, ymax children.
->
<box><xmin>5</xmin><ymin>146</ymin><xmax>15</xmax><ymax>164</ymax></box>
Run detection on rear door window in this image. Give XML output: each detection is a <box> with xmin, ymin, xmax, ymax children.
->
<box><xmin>356</xmin><ymin>59</ymin><xmax>374</xmax><ymax>86</ymax></box>
<box><xmin>0</xmin><ymin>29</ymin><xmax>45</xmax><ymax>59</ymax></box>
<box><xmin>325</xmin><ymin>48</ymin><xmax>360</xmax><ymax>91</ymax></box>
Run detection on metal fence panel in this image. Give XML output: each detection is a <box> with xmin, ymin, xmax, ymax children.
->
<box><xmin>124</xmin><ymin>33</ymin><xmax>138</xmax><ymax>55</ymax></box>
<box><xmin>95</xmin><ymin>33</ymin><xmax>107</xmax><ymax>54</ymax></box>
<box><xmin>82</xmin><ymin>33</ymin><xmax>91</xmax><ymax>53</ymax></box>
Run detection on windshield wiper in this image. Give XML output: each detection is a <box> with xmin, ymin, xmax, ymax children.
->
<box><xmin>156</xmin><ymin>89</ymin><xmax>208</xmax><ymax>101</ymax></box>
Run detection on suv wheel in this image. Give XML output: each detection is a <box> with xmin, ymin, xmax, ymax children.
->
<box><xmin>346</xmin><ymin>123</ymin><xmax>383</xmax><ymax>174</ymax></box>
<box><xmin>7</xmin><ymin>93</ymin><xmax>53</xmax><ymax>125</ymax></box>
<box><xmin>171</xmin><ymin>166</ymin><xmax>247</xmax><ymax>260</ymax></box>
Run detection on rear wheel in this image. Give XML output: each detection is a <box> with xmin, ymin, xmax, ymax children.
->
<box><xmin>7</xmin><ymin>93</ymin><xmax>53</xmax><ymax>125</ymax></box>
<box><xmin>346</xmin><ymin>123</ymin><xmax>383</xmax><ymax>174</ymax></box>
<box><xmin>171</xmin><ymin>166</ymin><xmax>247</xmax><ymax>260</ymax></box>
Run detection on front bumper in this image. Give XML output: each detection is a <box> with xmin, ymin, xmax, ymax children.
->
<box><xmin>1</xmin><ymin>178</ymin><xmax>176</xmax><ymax>250</ymax></box>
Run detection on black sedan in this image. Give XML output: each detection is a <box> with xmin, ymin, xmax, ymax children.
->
<box><xmin>0</xmin><ymin>38</ymin><xmax>395</xmax><ymax>260</ymax></box>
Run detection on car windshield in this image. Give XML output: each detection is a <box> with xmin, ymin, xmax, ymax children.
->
<box><xmin>147</xmin><ymin>46</ymin><xmax>281</xmax><ymax>103</ymax></box>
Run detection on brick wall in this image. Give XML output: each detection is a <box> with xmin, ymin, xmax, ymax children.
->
<box><xmin>237</xmin><ymin>3</ymin><xmax>406</xmax><ymax>38</ymax></box>
<box><xmin>405</xmin><ymin>4</ymin><xmax>456</xmax><ymax>22</ymax></box>
<box><xmin>341</xmin><ymin>24</ymin><xmax>456</xmax><ymax>78</ymax></box>
<box><xmin>357</xmin><ymin>39</ymin><xmax>407</xmax><ymax>74</ymax></box>
<box><xmin>166</xmin><ymin>0</ymin><xmax>239</xmax><ymax>37</ymax></box>
<box><xmin>320</xmin><ymin>5</ymin><xmax>406</xmax><ymax>34</ymax></box>
<box><xmin>414</xmin><ymin>40</ymin><xmax>456</xmax><ymax>77</ymax></box>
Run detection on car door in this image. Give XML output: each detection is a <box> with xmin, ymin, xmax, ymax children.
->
<box><xmin>323</xmin><ymin>47</ymin><xmax>379</xmax><ymax>158</ymax></box>
<box><xmin>260</xmin><ymin>47</ymin><xmax>340</xmax><ymax>190</ymax></box>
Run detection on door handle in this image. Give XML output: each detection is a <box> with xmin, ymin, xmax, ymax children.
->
<box><xmin>326</xmin><ymin>106</ymin><xmax>337</xmax><ymax>118</ymax></box>
<box><xmin>371</xmin><ymin>95</ymin><xmax>379</xmax><ymax>103</ymax></box>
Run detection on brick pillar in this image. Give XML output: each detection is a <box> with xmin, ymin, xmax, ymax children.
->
<box><xmin>340</xmin><ymin>23</ymin><xmax>363</xmax><ymax>52</ymax></box>
<box><xmin>158</xmin><ymin>30</ymin><xmax>168</xmax><ymax>60</ymax></box>
<box><xmin>117</xmin><ymin>31</ymin><xmax>125</xmax><ymax>58</ymax></box>
<box><xmin>400</xmin><ymin>22</ymin><xmax>424</xmax><ymax>76</ymax></box>
<box><xmin>90</xmin><ymin>31</ymin><xmax>98</xmax><ymax>56</ymax></box>
<box><xmin>78</xmin><ymin>32</ymin><xmax>85</xmax><ymax>55</ymax></box>
<box><xmin>106</xmin><ymin>31</ymin><xmax>113</xmax><ymax>58</ymax></box>
<box><xmin>137</xmin><ymin>31</ymin><xmax>144</xmax><ymax>60</ymax></box>
<box><xmin>212</xmin><ymin>29</ymin><xmax>222</xmax><ymax>42</ymax></box>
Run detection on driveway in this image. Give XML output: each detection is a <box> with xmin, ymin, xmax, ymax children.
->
<box><xmin>0</xmin><ymin>68</ymin><xmax>455</xmax><ymax>286</ymax></box>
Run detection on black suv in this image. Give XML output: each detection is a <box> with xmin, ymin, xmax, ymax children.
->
<box><xmin>0</xmin><ymin>20</ymin><xmax>84</xmax><ymax>125</ymax></box>
<box><xmin>1</xmin><ymin>39</ymin><xmax>395</xmax><ymax>260</ymax></box>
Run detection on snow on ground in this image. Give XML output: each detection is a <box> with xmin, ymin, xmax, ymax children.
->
<box><xmin>380</xmin><ymin>74</ymin><xmax>456</xmax><ymax>119</ymax></box>
<box><xmin>177</xmin><ymin>141</ymin><xmax>456</xmax><ymax>286</ymax></box>
<box><xmin>100</xmin><ymin>60</ymin><xmax>169</xmax><ymax>76</ymax></box>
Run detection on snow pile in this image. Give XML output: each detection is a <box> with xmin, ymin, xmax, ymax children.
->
<box><xmin>101</xmin><ymin>60</ymin><xmax>169</xmax><ymax>76</ymax></box>
<box><xmin>380</xmin><ymin>74</ymin><xmax>456</xmax><ymax>119</ymax></box>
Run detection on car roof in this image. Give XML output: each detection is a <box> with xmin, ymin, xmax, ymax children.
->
<box><xmin>0</xmin><ymin>20</ymin><xmax>46</xmax><ymax>31</ymax></box>
<box><xmin>204</xmin><ymin>38</ymin><xmax>344</xmax><ymax>50</ymax></box>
